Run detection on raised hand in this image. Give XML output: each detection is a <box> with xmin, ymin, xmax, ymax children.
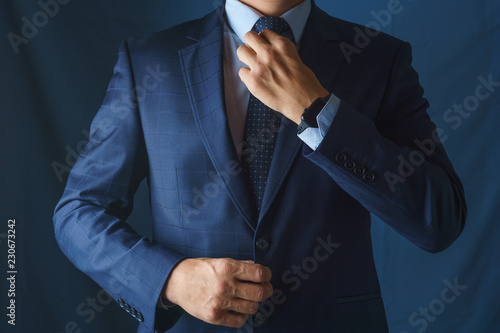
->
<box><xmin>237</xmin><ymin>29</ymin><xmax>329</xmax><ymax>124</ymax></box>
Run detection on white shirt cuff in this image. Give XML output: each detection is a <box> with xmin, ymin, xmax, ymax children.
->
<box><xmin>297</xmin><ymin>94</ymin><xmax>341</xmax><ymax>150</ymax></box>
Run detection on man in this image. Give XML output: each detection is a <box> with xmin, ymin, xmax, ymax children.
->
<box><xmin>53</xmin><ymin>0</ymin><xmax>467</xmax><ymax>332</ymax></box>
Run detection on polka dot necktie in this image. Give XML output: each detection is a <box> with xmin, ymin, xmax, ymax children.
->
<box><xmin>241</xmin><ymin>17</ymin><xmax>295</xmax><ymax>214</ymax></box>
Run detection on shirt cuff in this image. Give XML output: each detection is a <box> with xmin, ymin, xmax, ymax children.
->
<box><xmin>297</xmin><ymin>94</ymin><xmax>341</xmax><ymax>150</ymax></box>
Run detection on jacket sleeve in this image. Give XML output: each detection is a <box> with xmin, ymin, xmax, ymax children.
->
<box><xmin>53</xmin><ymin>41</ymin><xmax>185</xmax><ymax>331</ymax></box>
<box><xmin>303</xmin><ymin>42</ymin><xmax>467</xmax><ymax>253</ymax></box>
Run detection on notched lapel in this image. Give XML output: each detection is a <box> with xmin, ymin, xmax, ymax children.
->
<box><xmin>179</xmin><ymin>7</ymin><xmax>258</xmax><ymax>230</ymax></box>
<box><xmin>177</xmin><ymin>3</ymin><xmax>347</xmax><ymax>228</ymax></box>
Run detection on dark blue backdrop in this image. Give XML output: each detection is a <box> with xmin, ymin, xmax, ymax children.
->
<box><xmin>1</xmin><ymin>0</ymin><xmax>499</xmax><ymax>332</ymax></box>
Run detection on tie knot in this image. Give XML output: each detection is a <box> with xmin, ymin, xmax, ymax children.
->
<box><xmin>252</xmin><ymin>16</ymin><xmax>292</xmax><ymax>36</ymax></box>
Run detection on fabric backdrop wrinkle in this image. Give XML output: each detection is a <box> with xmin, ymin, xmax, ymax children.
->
<box><xmin>1</xmin><ymin>0</ymin><xmax>498</xmax><ymax>332</ymax></box>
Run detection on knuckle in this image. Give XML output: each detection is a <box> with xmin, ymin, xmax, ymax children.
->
<box><xmin>244</xmin><ymin>31</ymin><xmax>256</xmax><ymax>44</ymax></box>
<box><xmin>212</xmin><ymin>297</ymin><xmax>225</xmax><ymax>310</ymax></box>
<box><xmin>218</xmin><ymin>260</ymin><xmax>233</xmax><ymax>275</ymax></box>
<box><xmin>205</xmin><ymin>308</ymin><xmax>221</xmax><ymax>323</ymax></box>
<box><xmin>254</xmin><ymin>267</ymin><xmax>266</xmax><ymax>281</ymax></box>
<box><xmin>254</xmin><ymin>288</ymin><xmax>266</xmax><ymax>302</ymax></box>
<box><xmin>276</xmin><ymin>37</ymin><xmax>289</xmax><ymax>49</ymax></box>
<box><xmin>215</xmin><ymin>281</ymin><xmax>230</xmax><ymax>295</ymax></box>
<box><xmin>252</xmin><ymin>65</ymin><xmax>263</xmax><ymax>77</ymax></box>
<box><xmin>262</xmin><ymin>48</ymin><xmax>276</xmax><ymax>61</ymax></box>
<box><xmin>249</xmin><ymin>303</ymin><xmax>259</xmax><ymax>314</ymax></box>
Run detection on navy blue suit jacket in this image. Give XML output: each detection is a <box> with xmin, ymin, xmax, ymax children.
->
<box><xmin>53</xmin><ymin>1</ymin><xmax>466</xmax><ymax>332</ymax></box>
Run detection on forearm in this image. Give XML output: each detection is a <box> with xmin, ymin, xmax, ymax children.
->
<box><xmin>54</xmin><ymin>196</ymin><xmax>186</xmax><ymax>330</ymax></box>
<box><xmin>303</xmin><ymin>99</ymin><xmax>466</xmax><ymax>253</ymax></box>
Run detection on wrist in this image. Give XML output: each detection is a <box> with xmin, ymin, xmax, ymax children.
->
<box><xmin>163</xmin><ymin>258</ymin><xmax>191</xmax><ymax>305</ymax></box>
<box><xmin>297</xmin><ymin>93</ymin><xmax>330</xmax><ymax>133</ymax></box>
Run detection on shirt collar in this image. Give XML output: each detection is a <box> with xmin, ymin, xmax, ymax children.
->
<box><xmin>225</xmin><ymin>0</ymin><xmax>312</xmax><ymax>44</ymax></box>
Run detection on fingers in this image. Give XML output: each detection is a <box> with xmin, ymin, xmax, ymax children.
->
<box><xmin>259</xmin><ymin>30</ymin><xmax>297</xmax><ymax>63</ymax></box>
<box><xmin>238</xmin><ymin>66</ymin><xmax>252</xmax><ymax>90</ymax></box>
<box><xmin>226</xmin><ymin>298</ymin><xmax>259</xmax><ymax>315</ymax></box>
<box><xmin>171</xmin><ymin>258</ymin><xmax>273</xmax><ymax>328</ymax></box>
<box><xmin>234</xmin><ymin>260</ymin><xmax>272</xmax><ymax>283</ymax></box>
<box><xmin>242</xmin><ymin>30</ymin><xmax>290</xmax><ymax>55</ymax></box>
<box><xmin>236</xmin><ymin>44</ymin><xmax>256</xmax><ymax>67</ymax></box>
<box><xmin>204</xmin><ymin>309</ymin><xmax>249</xmax><ymax>328</ymax></box>
<box><xmin>234</xmin><ymin>281</ymin><xmax>273</xmax><ymax>302</ymax></box>
<box><xmin>257</xmin><ymin>29</ymin><xmax>283</xmax><ymax>43</ymax></box>
<box><xmin>243</xmin><ymin>30</ymin><xmax>270</xmax><ymax>53</ymax></box>
<box><xmin>237</xmin><ymin>30</ymin><xmax>270</xmax><ymax>68</ymax></box>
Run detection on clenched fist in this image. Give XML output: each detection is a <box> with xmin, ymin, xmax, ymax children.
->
<box><xmin>237</xmin><ymin>29</ymin><xmax>329</xmax><ymax>124</ymax></box>
<box><xmin>162</xmin><ymin>258</ymin><xmax>273</xmax><ymax>328</ymax></box>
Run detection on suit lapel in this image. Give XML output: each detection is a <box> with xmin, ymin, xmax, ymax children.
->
<box><xmin>258</xmin><ymin>4</ymin><xmax>346</xmax><ymax>222</ymax></box>
<box><xmin>179</xmin><ymin>5</ymin><xmax>258</xmax><ymax>230</ymax></box>
<box><xmin>178</xmin><ymin>2</ymin><xmax>347</xmax><ymax>228</ymax></box>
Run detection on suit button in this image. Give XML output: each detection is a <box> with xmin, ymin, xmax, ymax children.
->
<box><xmin>117</xmin><ymin>299</ymin><xmax>125</xmax><ymax>307</ymax></box>
<box><xmin>335</xmin><ymin>153</ymin><xmax>348</xmax><ymax>163</ymax></box>
<box><xmin>136</xmin><ymin>312</ymin><xmax>144</xmax><ymax>322</ymax></box>
<box><xmin>256</xmin><ymin>237</ymin><xmax>270</xmax><ymax>252</ymax></box>
<box><xmin>363</xmin><ymin>172</ymin><xmax>375</xmax><ymax>182</ymax></box>
<box><xmin>344</xmin><ymin>160</ymin><xmax>356</xmax><ymax>170</ymax></box>
<box><xmin>252</xmin><ymin>311</ymin><xmax>268</xmax><ymax>327</ymax></box>
<box><xmin>354</xmin><ymin>166</ymin><xmax>365</xmax><ymax>176</ymax></box>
